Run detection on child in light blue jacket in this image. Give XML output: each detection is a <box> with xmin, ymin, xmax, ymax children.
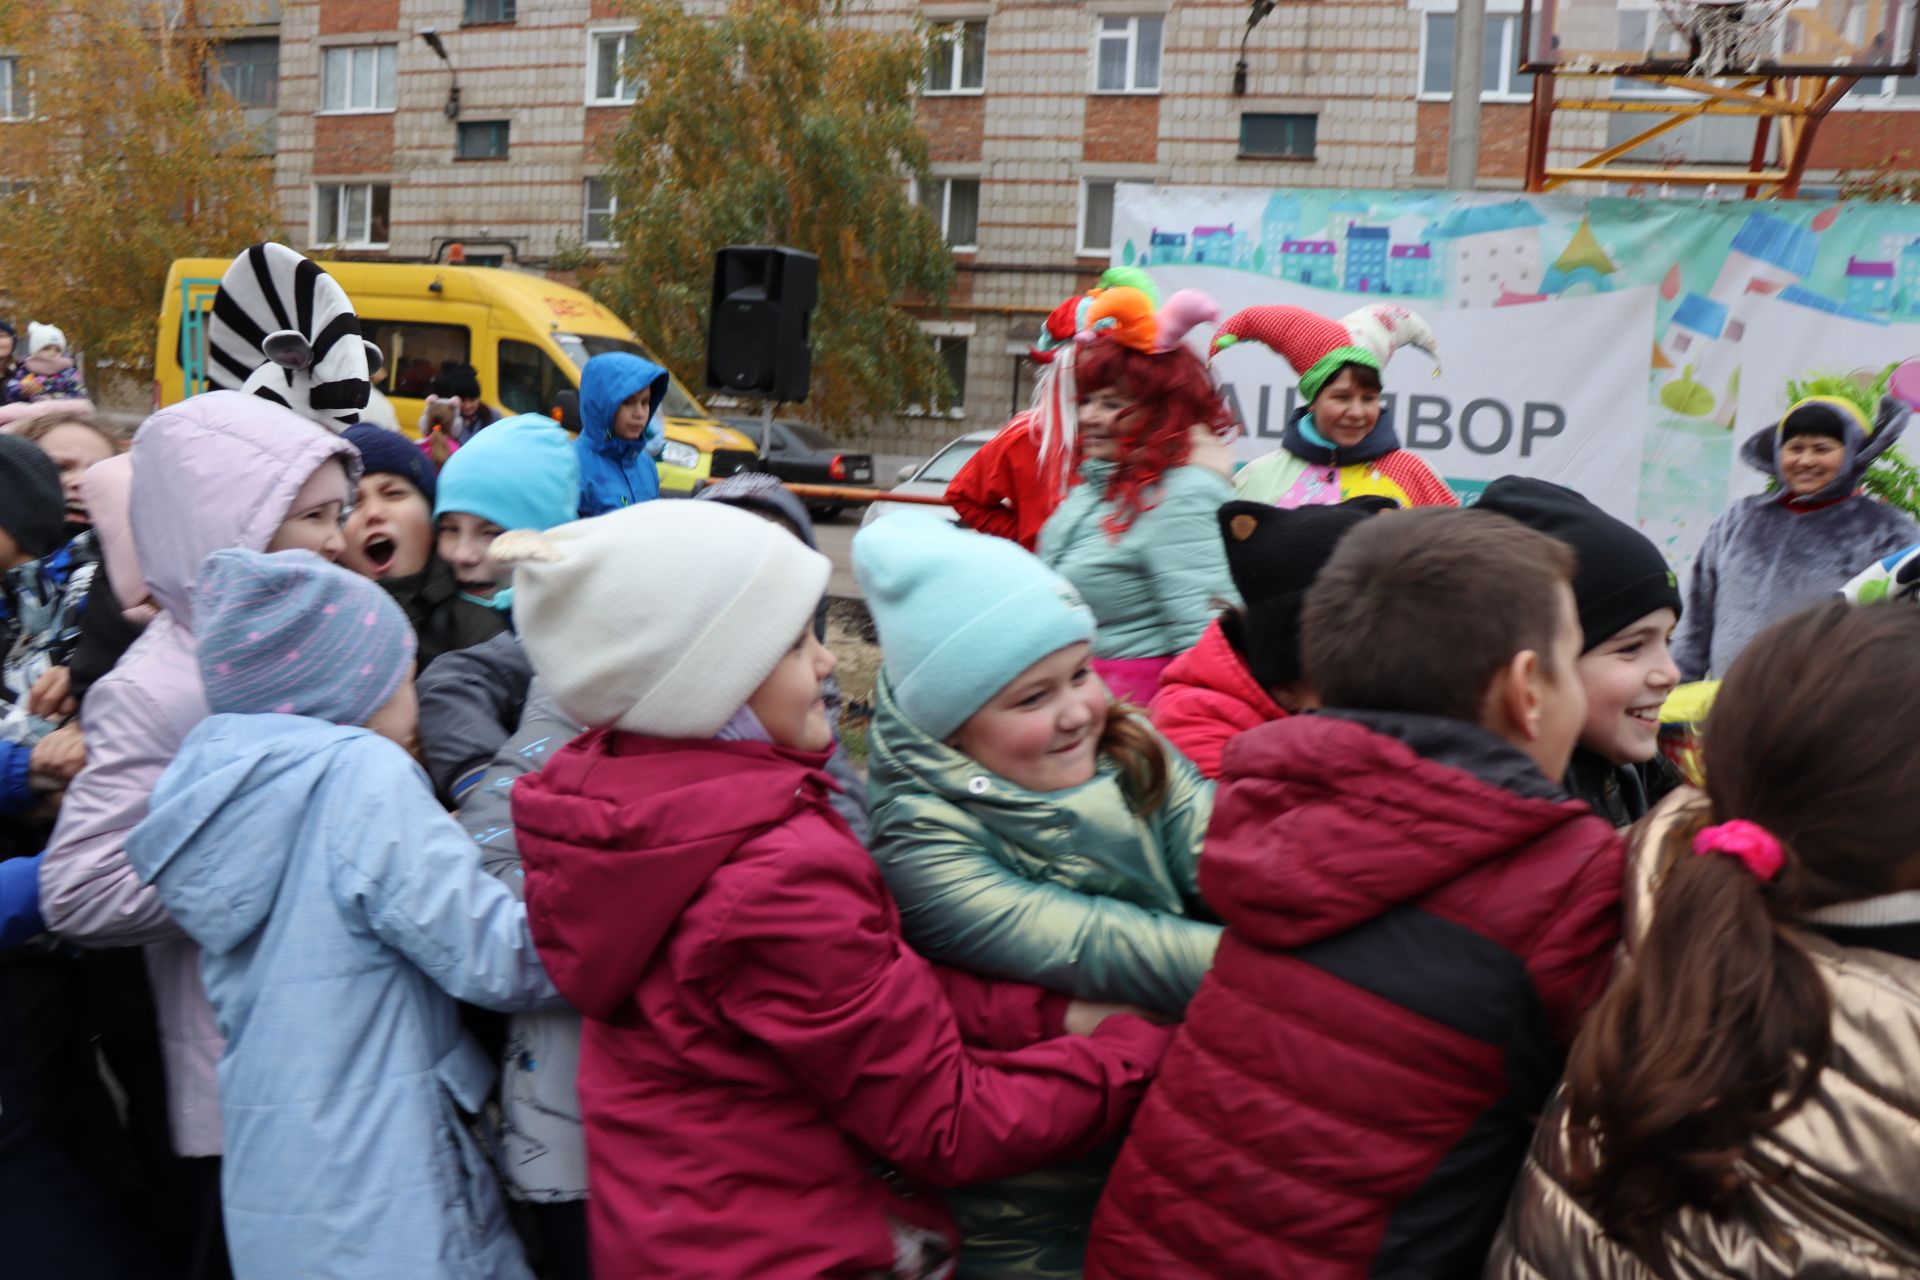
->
<box><xmin>127</xmin><ymin>547</ymin><xmax>561</xmax><ymax>1280</ymax></box>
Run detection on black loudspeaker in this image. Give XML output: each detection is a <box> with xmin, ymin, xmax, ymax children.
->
<box><xmin>706</xmin><ymin>245</ymin><xmax>818</xmax><ymax>402</ymax></box>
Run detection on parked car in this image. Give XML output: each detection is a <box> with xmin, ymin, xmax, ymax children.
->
<box><xmin>720</xmin><ymin>417</ymin><xmax>875</xmax><ymax>520</ymax></box>
<box><xmin>858</xmin><ymin>429</ymin><xmax>996</xmax><ymax>529</ymax></box>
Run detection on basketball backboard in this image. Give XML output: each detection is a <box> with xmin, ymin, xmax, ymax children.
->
<box><xmin>1519</xmin><ymin>0</ymin><xmax>1919</xmax><ymax>77</ymax></box>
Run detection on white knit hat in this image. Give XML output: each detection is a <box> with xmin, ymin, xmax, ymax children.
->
<box><xmin>494</xmin><ymin>501</ymin><xmax>831</xmax><ymax>738</ymax></box>
<box><xmin>26</xmin><ymin>323</ymin><xmax>65</xmax><ymax>356</ymax></box>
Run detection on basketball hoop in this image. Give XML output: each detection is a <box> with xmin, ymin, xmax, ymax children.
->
<box><xmin>1657</xmin><ymin>0</ymin><xmax>1798</xmax><ymax>76</ymax></box>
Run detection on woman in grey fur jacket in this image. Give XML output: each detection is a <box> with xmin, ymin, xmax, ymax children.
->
<box><xmin>1673</xmin><ymin>394</ymin><xmax>1920</xmax><ymax>681</ymax></box>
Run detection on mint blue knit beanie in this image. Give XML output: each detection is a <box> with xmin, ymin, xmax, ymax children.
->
<box><xmin>194</xmin><ymin>548</ymin><xmax>416</xmax><ymax>725</ymax></box>
<box><xmin>853</xmin><ymin>514</ymin><xmax>1095</xmax><ymax>738</ymax></box>
<box><xmin>432</xmin><ymin>413</ymin><xmax>581</xmax><ymax>531</ymax></box>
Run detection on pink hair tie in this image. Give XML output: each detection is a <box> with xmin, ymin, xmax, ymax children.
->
<box><xmin>1692</xmin><ymin>820</ymin><xmax>1785</xmax><ymax>882</ymax></box>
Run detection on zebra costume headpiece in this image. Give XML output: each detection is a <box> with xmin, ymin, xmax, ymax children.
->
<box><xmin>205</xmin><ymin>243</ymin><xmax>381</xmax><ymax>432</ymax></box>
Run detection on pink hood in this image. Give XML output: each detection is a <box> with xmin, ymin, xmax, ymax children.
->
<box><xmin>131</xmin><ymin>390</ymin><xmax>359</xmax><ymax>626</ymax></box>
<box><xmin>79</xmin><ymin>453</ymin><xmax>156</xmax><ymax>623</ymax></box>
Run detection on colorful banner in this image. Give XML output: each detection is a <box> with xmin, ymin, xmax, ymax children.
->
<box><xmin>1112</xmin><ymin>186</ymin><xmax>1920</xmax><ymax>567</ymax></box>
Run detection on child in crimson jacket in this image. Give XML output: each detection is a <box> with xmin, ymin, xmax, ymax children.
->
<box><xmin>1151</xmin><ymin>496</ymin><xmax>1393</xmax><ymax>778</ymax></box>
<box><xmin>1089</xmin><ymin>508</ymin><xmax>1625</xmax><ymax>1280</ymax></box>
<box><xmin>500</xmin><ymin>501</ymin><xmax>1171</xmax><ymax>1280</ymax></box>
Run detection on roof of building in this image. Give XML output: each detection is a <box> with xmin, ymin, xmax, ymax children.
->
<box><xmin>1390</xmin><ymin>243</ymin><xmax>1433</xmax><ymax>260</ymax></box>
<box><xmin>1778</xmin><ymin>283</ymin><xmax>1889</xmax><ymax>325</ymax></box>
<box><xmin>1427</xmin><ymin>200</ymin><xmax>1548</xmax><ymax>240</ymax></box>
<box><xmin>1348</xmin><ymin>223</ymin><xmax>1390</xmax><ymax>240</ymax></box>
<box><xmin>1193</xmin><ymin>225</ymin><xmax>1235</xmax><ymax>237</ymax></box>
<box><xmin>1149</xmin><ymin>230</ymin><xmax>1187</xmax><ymax>244</ymax></box>
<box><xmin>1671</xmin><ymin>292</ymin><xmax>1728</xmax><ymax>337</ymax></box>
<box><xmin>1846</xmin><ymin>256</ymin><xmax>1895</xmax><ymax>278</ymax></box>
<box><xmin>1281</xmin><ymin>239</ymin><xmax>1337</xmax><ymax>254</ymax></box>
<box><xmin>1728</xmin><ymin>213</ymin><xmax>1817</xmax><ymax>277</ymax></box>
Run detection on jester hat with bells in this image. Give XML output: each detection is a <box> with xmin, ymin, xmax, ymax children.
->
<box><xmin>1209</xmin><ymin>303</ymin><xmax>1441</xmax><ymax>403</ymax></box>
<box><xmin>205</xmin><ymin>243</ymin><xmax>382</xmax><ymax>432</ymax></box>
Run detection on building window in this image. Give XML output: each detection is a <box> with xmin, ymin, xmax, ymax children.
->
<box><xmin>589</xmin><ymin>30</ymin><xmax>637</xmax><ymax>104</ymax></box>
<box><xmin>320</xmin><ymin>44</ymin><xmax>395</xmax><ymax>114</ymax></box>
<box><xmin>1844</xmin><ymin>2</ymin><xmax>1920</xmax><ymax>103</ymax></box>
<box><xmin>1079</xmin><ymin>179</ymin><xmax>1117</xmax><ymax>255</ymax></box>
<box><xmin>1095</xmin><ymin>15</ymin><xmax>1162</xmax><ymax>92</ymax></box>
<box><xmin>584</xmin><ymin>177</ymin><xmax>617</xmax><ymax>246</ymax></box>
<box><xmin>926</xmin><ymin>19</ymin><xmax>986</xmax><ymax>94</ymax></box>
<box><xmin>456</xmin><ymin>120</ymin><xmax>510</xmax><ymax>160</ymax></box>
<box><xmin>1239</xmin><ymin>112</ymin><xmax>1316</xmax><ymax>159</ymax></box>
<box><xmin>936</xmin><ymin>335</ymin><xmax>968</xmax><ymax>411</ymax></box>
<box><xmin>0</xmin><ymin>56</ymin><xmax>26</xmax><ymax>121</ymax></box>
<box><xmin>464</xmin><ymin>0</ymin><xmax>516</xmax><ymax>24</ymax></box>
<box><xmin>314</xmin><ymin>182</ymin><xmax>391</xmax><ymax>248</ymax></box>
<box><xmin>1419</xmin><ymin>12</ymin><xmax>1533</xmax><ymax>101</ymax></box>
<box><xmin>920</xmin><ymin>177</ymin><xmax>980</xmax><ymax>250</ymax></box>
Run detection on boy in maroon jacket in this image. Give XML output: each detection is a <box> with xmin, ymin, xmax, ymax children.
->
<box><xmin>1088</xmin><ymin>508</ymin><xmax>1626</xmax><ymax>1280</ymax></box>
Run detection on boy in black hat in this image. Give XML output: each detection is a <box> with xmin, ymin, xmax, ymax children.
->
<box><xmin>1151</xmin><ymin>495</ymin><xmax>1393</xmax><ymax>778</ymax></box>
<box><xmin>1475</xmin><ymin>476</ymin><xmax>1685</xmax><ymax>826</ymax></box>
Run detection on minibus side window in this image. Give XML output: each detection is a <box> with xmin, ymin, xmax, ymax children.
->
<box><xmin>498</xmin><ymin>338</ymin><xmax>570</xmax><ymax>416</ymax></box>
<box><xmin>362</xmin><ymin>320</ymin><xmax>471</xmax><ymax>398</ymax></box>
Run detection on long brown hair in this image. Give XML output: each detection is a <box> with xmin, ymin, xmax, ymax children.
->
<box><xmin>1565</xmin><ymin>600</ymin><xmax>1920</xmax><ymax>1259</ymax></box>
<box><xmin>1099</xmin><ymin>699</ymin><xmax>1170</xmax><ymax>814</ymax></box>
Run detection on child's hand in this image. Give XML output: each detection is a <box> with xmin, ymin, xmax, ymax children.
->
<box><xmin>29</xmin><ymin>722</ymin><xmax>86</xmax><ymax>791</ymax></box>
<box><xmin>1065</xmin><ymin>999</ymin><xmax>1164</xmax><ymax>1036</ymax></box>
<box><xmin>17</xmin><ymin>374</ymin><xmax>42</xmax><ymax>397</ymax></box>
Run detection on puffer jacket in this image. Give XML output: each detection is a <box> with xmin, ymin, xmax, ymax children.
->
<box><xmin>575</xmin><ymin>352</ymin><xmax>666</xmax><ymax>516</ymax></box>
<box><xmin>127</xmin><ymin>715</ymin><xmax>560</xmax><ymax>1279</ymax></box>
<box><xmin>36</xmin><ymin>390</ymin><xmax>357</xmax><ymax>1156</ymax></box>
<box><xmin>867</xmin><ymin>673</ymin><xmax>1220</xmax><ymax>1280</ymax></box>
<box><xmin>1486</xmin><ymin>794</ymin><xmax>1920</xmax><ymax>1279</ymax></box>
<box><xmin>1087</xmin><ymin>710</ymin><xmax>1625</xmax><ymax>1280</ymax></box>
<box><xmin>1037</xmin><ymin>460</ymin><xmax>1235</xmax><ymax>660</ymax></box>
<box><xmin>513</xmin><ymin>729</ymin><xmax>1172</xmax><ymax>1280</ymax></box>
<box><xmin>1148</xmin><ymin>616</ymin><xmax>1286</xmax><ymax>780</ymax></box>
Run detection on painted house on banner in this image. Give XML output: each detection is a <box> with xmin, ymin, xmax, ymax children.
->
<box><xmin>1192</xmin><ymin>224</ymin><xmax>1237</xmax><ymax>265</ymax></box>
<box><xmin>1148</xmin><ymin>229</ymin><xmax>1188</xmax><ymax>265</ymax></box>
<box><xmin>1387</xmin><ymin>242</ymin><xmax>1435</xmax><ymax>295</ymax></box>
<box><xmin>1846</xmin><ymin>256</ymin><xmax>1896</xmax><ymax>314</ymax></box>
<box><xmin>1427</xmin><ymin>201</ymin><xmax>1547</xmax><ymax>308</ymax></box>
<box><xmin>1280</xmin><ymin>238</ymin><xmax>1338</xmax><ymax>287</ymax></box>
<box><xmin>1899</xmin><ymin>240</ymin><xmax>1920</xmax><ymax>315</ymax></box>
<box><xmin>1344</xmin><ymin>224</ymin><xmax>1391</xmax><ymax>292</ymax></box>
<box><xmin>1260</xmin><ymin>193</ymin><xmax>1302</xmax><ymax>268</ymax></box>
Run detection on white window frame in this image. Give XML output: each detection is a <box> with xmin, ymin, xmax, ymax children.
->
<box><xmin>1415</xmin><ymin>6</ymin><xmax>1534</xmax><ymax>102</ymax></box>
<box><xmin>586</xmin><ymin>28</ymin><xmax>638</xmax><ymax>105</ymax></box>
<box><xmin>1835</xmin><ymin>0</ymin><xmax>1920</xmax><ymax>108</ymax></box>
<box><xmin>1092</xmin><ymin>15</ymin><xmax>1163</xmax><ymax>94</ymax></box>
<box><xmin>319</xmin><ymin>43</ymin><xmax>395</xmax><ymax>115</ymax></box>
<box><xmin>0</xmin><ymin>56</ymin><xmax>29</xmax><ymax>121</ymax></box>
<box><xmin>925</xmin><ymin>19</ymin><xmax>987</xmax><ymax>95</ymax></box>
<box><xmin>312</xmin><ymin>182</ymin><xmax>390</xmax><ymax>249</ymax></box>
<box><xmin>583</xmin><ymin>176</ymin><xmax>618</xmax><ymax>247</ymax></box>
<box><xmin>917</xmin><ymin>176</ymin><xmax>980</xmax><ymax>252</ymax></box>
<box><xmin>1078</xmin><ymin>179</ymin><xmax>1118</xmax><ymax>256</ymax></box>
<box><xmin>908</xmin><ymin>320</ymin><xmax>975</xmax><ymax>418</ymax></box>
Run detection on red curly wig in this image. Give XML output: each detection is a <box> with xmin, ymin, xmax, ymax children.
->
<box><xmin>1075</xmin><ymin>335</ymin><xmax>1237</xmax><ymax>537</ymax></box>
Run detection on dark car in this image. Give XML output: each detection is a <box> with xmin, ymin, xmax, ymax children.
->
<box><xmin>720</xmin><ymin>417</ymin><xmax>875</xmax><ymax>519</ymax></box>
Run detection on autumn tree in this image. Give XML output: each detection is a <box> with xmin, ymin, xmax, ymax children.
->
<box><xmin>0</xmin><ymin>0</ymin><xmax>277</xmax><ymax>387</ymax></box>
<box><xmin>588</xmin><ymin>0</ymin><xmax>956</xmax><ymax>431</ymax></box>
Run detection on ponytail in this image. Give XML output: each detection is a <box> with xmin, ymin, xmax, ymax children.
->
<box><xmin>1099</xmin><ymin>701</ymin><xmax>1170</xmax><ymax>815</ymax></box>
<box><xmin>1564</xmin><ymin>805</ymin><xmax>1832</xmax><ymax>1260</ymax></box>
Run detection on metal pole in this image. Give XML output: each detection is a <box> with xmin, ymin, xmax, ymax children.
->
<box><xmin>1448</xmin><ymin>0</ymin><xmax>1488</xmax><ymax>189</ymax></box>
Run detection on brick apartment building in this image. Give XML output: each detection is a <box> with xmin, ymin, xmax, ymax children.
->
<box><xmin>228</xmin><ymin>0</ymin><xmax>1920</xmax><ymax>450</ymax></box>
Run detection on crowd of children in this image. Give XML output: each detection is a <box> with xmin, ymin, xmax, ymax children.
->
<box><xmin>5</xmin><ymin>284</ymin><xmax>1920</xmax><ymax>1280</ymax></box>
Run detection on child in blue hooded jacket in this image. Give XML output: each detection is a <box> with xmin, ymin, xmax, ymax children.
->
<box><xmin>127</xmin><ymin>547</ymin><xmax>561</xmax><ymax>1280</ymax></box>
<box><xmin>576</xmin><ymin>351</ymin><xmax>667</xmax><ymax>515</ymax></box>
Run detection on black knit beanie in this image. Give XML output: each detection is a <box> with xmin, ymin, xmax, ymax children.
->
<box><xmin>1219</xmin><ymin>495</ymin><xmax>1398</xmax><ymax>690</ymax></box>
<box><xmin>1777</xmin><ymin>398</ymin><xmax>1856</xmax><ymax>443</ymax></box>
<box><xmin>1474</xmin><ymin>476</ymin><xmax>1682</xmax><ymax>653</ymax></box>
<box><xmin>0</xmin><ymin>435</ymin><xmax>65</xmax><ymax>560</ymax></box>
